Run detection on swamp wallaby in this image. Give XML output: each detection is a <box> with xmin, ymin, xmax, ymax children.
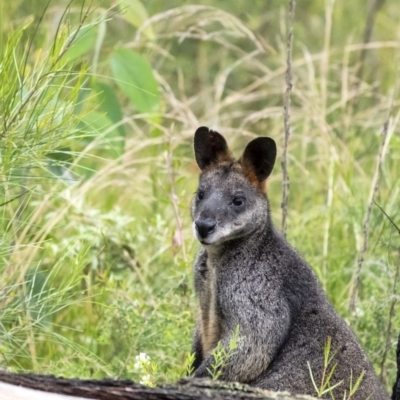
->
<box><xmin>190</xmin><ymin>126</ymin><xmax>395</xmax><ymax>399</ymax></box>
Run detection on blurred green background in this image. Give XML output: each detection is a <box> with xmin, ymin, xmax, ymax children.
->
<box><xmin>0</xmin><ymin>0</ymin><xmax>399</xmax><ymax>392</ymax></box>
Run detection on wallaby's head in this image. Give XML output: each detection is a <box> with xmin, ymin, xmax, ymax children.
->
<box><xmin>192</xmin><ymin>126</ymin><xmax>277</xmax><ymax>246</ymax></box>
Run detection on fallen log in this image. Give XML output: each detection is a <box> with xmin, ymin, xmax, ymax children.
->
<box><xmin>0</xmin><ymin>370</ymin><xmax>317</xmax><ymax>400</ymax></box>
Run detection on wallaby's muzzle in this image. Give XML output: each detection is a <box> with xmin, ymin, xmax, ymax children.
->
<box><xmin>195</xmin><ymin>218</ymin><xmax>216</xmax><ymax>240</ymax></box>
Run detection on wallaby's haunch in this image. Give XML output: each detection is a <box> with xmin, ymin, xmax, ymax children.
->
<box><xmin>190</xmin><ymin>126</ymin><xmax>393</xmax><ymax>399</ymax></box>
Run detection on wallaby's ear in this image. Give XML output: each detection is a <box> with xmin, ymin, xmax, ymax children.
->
<box><xmin>194</xmin><ymin>126</ymin><xmax>232</xmax><ymax>171</ymax></box>
<box><xmin>241</xmin><ymin>137</ymin><xmax>277</xmax><ymax>184</ymax></box>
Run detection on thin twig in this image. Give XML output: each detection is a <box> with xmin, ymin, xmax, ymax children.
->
<box><xmin>322</xmin><ymin>149</ymin><xmax>335</xmax><ymax>288</ymax></box>
<box><xmin>51</xmin><ymin>0</ymin><xmax>93</xmax><ymax>70</ymax></box>
<box><xmin>351</xmin><ymin>0</ymin><xmax>386</xmax><ymax>114</ymax></box>
<box><xmin>0</xmin><ymin>188</ymin><xmax>31</xmax><ymax>208</ymax></box>
<box><xmin>281</xmin><ymin>0</ymin><xmax>295</xmax><ymax>238</ymax></box>
<box><xmin>166</xmin><ymin>135</ymin><xmax>187</xmax><ymax>263</ymax></box>
<box><xmin>349</xmin><ymin>52</ymin><xmax>399</xmax><ymax>314</ymax></box>
<box><xmin>374</xmin><ymin>201</ymin><xmax>400</xmax><ymax>235</ymax></box>
<box><xmin>349</xmin><ymin>120</ymin><xmax>393</xmax><ymax>315</ymax></box>
<box><xmin>321</xmin><ymin>0</ymin><xmax>335</xmax><ymax>116</ymax></box>
<box><xmin>357</xmin><ymin>0</ymin><xmax>387</xmax><ymax>81</ymax></box>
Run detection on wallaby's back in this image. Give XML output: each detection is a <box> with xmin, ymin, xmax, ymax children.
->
<box><xmin>190</xmin><ymin>127</ymin><xmax>391</xmax><ymax>400</ymax></box>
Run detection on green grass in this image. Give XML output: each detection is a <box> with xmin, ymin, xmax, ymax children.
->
<box><xmin>0</xmin><ymin>0</ymin><xmax>399</xmax><ymax>392</ymax></box>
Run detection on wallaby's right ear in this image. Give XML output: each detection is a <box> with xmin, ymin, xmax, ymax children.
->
<box><xmin>241</xmin><ymin>137</ymin><xmax>277</xmax><ymax>184</ymax></box>
<box><xmin>194</xmin><ymin>126</ymin><xmax>232</xmax><ymax>171</ymax></box>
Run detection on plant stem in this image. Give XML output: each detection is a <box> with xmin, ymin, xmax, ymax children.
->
<box><xmin>281</xmin><ymin>0</ymin><xmax>295</xmax><ymax>238</ymax></box>
<box><xmin>349</xmin><ymin>119</ymin><xmax>393</xmax><ymax>315</ymax></box>
<box><xmin>166</xmin><ymin>136</ymin><xmax>187</xmax><ymax>263</ymax></box>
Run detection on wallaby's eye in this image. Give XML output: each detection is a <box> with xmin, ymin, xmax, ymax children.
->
<box><xmin>232</xmin><ymin>196</ymin><xmax>245</xmax><ymax>207</ymax></box>
<box><xmin>197</xmin><ymin>190</ymin><xmax>205</xmax><ymax>200</ymax></box>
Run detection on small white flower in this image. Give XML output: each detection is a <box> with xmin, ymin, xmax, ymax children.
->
<box><xmin>134</xmin><ymin>353</ymin><xmax>150</xmax><ymax>370</ymax></box>
<box><xmin>138</xmin><ymin>353</ymin><xmax>150</xmax><ymax>362</ymax></box>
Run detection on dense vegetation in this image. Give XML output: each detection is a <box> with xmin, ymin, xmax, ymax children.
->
<box><xmin>0</xmin><ymin>0</ymin><xmax>399</xmax><ymax>394</ymax></box>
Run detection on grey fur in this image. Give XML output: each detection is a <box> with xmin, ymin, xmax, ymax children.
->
<box><xmin>190</xmin><ymin>127</ymin><xmax>389</xmax><ymax>400</ymax></box>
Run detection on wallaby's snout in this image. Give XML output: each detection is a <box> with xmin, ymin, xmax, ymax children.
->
<box><xmin>195</xmin><ymin>218</ymin><xmax>216</xmax><ymax>240</ymax></box>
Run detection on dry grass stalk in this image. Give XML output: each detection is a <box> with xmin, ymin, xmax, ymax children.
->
<box><xmin>357</xmin><ymin>0</ymin><xmax>387</xmax><ymax>81</ymax></box>
<box><xmin>349</xmin><ymin>118</ymin><xmax>394</xmax><ymax>315</ymax></box>
<box><xmin>350</xmin><ymin>51</ymin><xmax>400</xmax><ymax>315</ymax></box>
<box><xmin>166</xmin><ymin>133</ymin><xmax>187</xmax><ymax>263</ymax></box>
<box><xmin>281</xmin><ymin>0</ymin><xmax>295</xmax><ymax>238</ymax></box>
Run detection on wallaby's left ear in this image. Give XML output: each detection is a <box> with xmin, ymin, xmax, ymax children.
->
<box><xmin>241</xmin><ymin>137</ymin><xmax>277</xmax><ymax>183</ymax></box>
<box><xmin>194</xmin><ymin>126</ymin><xmax>232</xmax><ymax>171</ymax></box>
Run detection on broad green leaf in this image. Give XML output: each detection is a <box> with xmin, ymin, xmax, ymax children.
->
<box><xmin>82</xmin><ymin>110</ymin><xmax>113</xmax><ymax>134</ymax></box>
<box><xmin>92</xmin><ymin>81</ymin><xmax>125</xmax><ymax>137</ymax></box>
<box><xmin>119</xmin><ymin>0</ymin><xmax>155</xmax><ymax>40</ymax></box>
<box><xmin>64</xmin><ymin>25</ymin><xmax>97</xmax><ymax>61</ymax></box>
<box><xmin>110</xmin><ymin>49</ymin><xmax>159</xmax><ymax>114</ymax></box>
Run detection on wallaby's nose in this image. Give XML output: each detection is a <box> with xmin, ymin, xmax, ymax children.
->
<box><xmin>195</xmin><ymin>218</ymin><xmax>216</xmax><ymax>239</ymax></box>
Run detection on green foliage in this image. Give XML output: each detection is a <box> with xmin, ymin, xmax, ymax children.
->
<box><xmin>308</xmin><ymin>337</ymin><xmax>367</xmax><ymax>399</ymax></box>
<box><xmin>346</xmin><ymin>370</ymin><xmax>368</xmax><ymax>400</ymax></box>
<box><xmin>0</xmin><ymin>0</ymin><xmax>399</xmax><ymax>395</ymax></box>
<box><xmin>110</xmin><ymin>48</ymin><xmax>160</xmax><ymax>114</ymax></box>
<box><xmin>119</xmin><ymin>0</ymin><xmax>155</xmax><ymax>40</ymax></box>
<box><xmin>185</xmin><ymin>351</ymin><xmax>196</xmax><ymax>376</ymax></box>
<box><xmin>132</xmin><ymin>353</ymin><xmax>159</xmax><ymax>387</ymax></box>
<box><xmin>308</xmin><ymin>337</ymin><xmax>343</xmax><ymax>398</ymax></box>
<box><xmin>64</xmin><ymin>25</ymin><xmax>97</xmax><ymax>62</ymax></box>
<box><xmin>91</xmin><ymin>81</ymin><xmax>125</xmax><ymax>137</ymax></box>
<box><xmin>0</xmin><ymin>21</ymin><xmax>85</xmax><ymax>177</ymax></box>
<box><xmin>207</xmin><ymin>326</ymin><xmax>240</xmax><ymax>380</ymax></box>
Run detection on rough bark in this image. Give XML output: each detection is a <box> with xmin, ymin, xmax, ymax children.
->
<box><xmin>0</xmin><ymin>370</ymin><xmax>317</xmax><ymax>400</ymax></box>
